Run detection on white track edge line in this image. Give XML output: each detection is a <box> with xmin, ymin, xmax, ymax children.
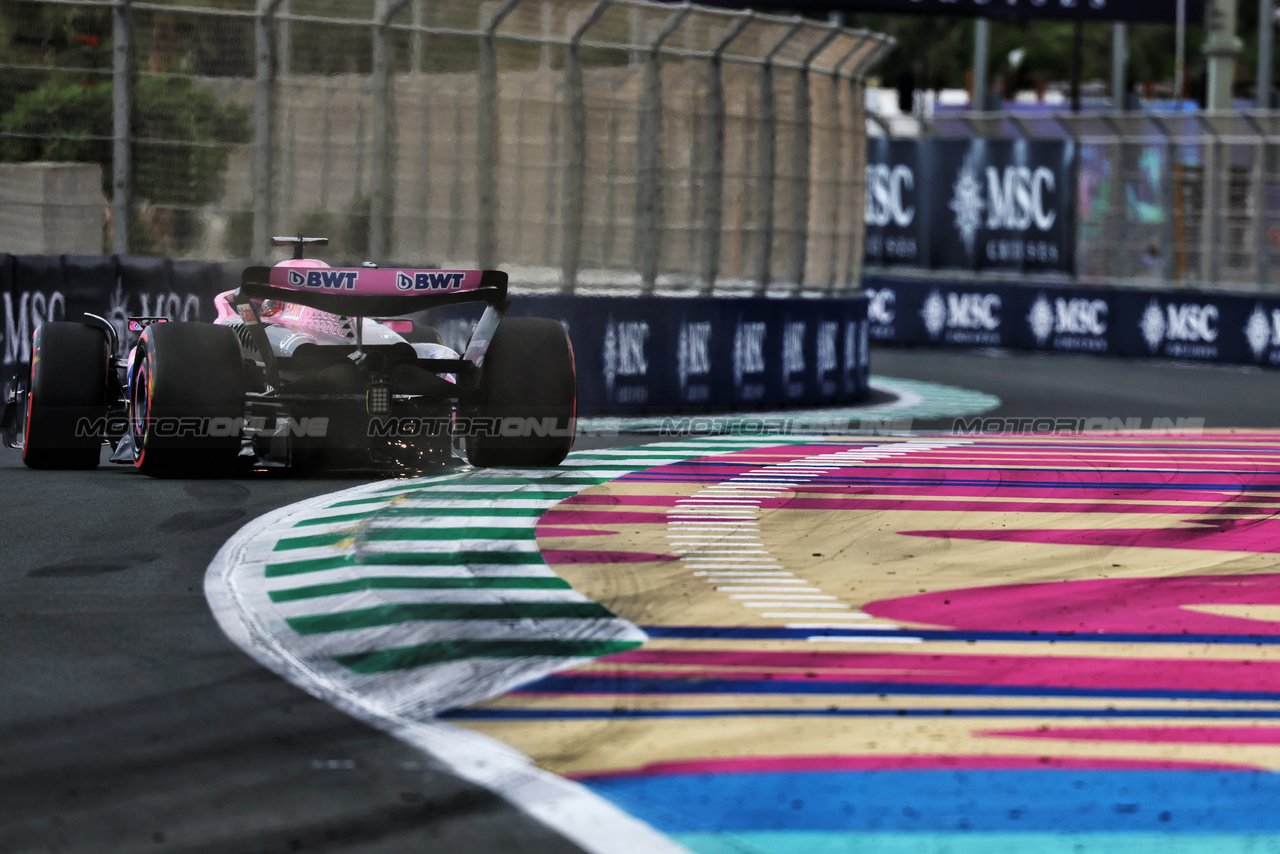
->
<box><xmin>205</xmin><ymin>480</ymin><xmax>691</xmax><ymax>854</ymax></box>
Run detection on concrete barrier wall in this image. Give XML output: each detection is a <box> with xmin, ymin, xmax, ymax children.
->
<box><xmin>0</xmin><ymin>164</ymin><xmax>105</xmax><ymax>255</ymax></box>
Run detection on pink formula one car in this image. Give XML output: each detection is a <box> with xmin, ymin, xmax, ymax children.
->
<box><xmin>2</xmin><ymin>237</ymin><xmax>576</xmax><ymax>476</ymax></box>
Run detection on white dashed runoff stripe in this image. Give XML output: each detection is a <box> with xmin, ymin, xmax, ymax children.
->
<box><xmin>205</xmin><ymin>437</ymin><xmax>808</xmax><ymax>854</ymax></box>
<box><xmin>204</xmin><ymin>422</ymin><xmax>983</xmax><ymax>852</ymax></box>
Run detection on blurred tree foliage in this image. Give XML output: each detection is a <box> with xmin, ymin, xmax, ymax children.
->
<box><xmin>0</xmin><ymin>3</ymin><xmax>250</xmax><ymax>253</ymax></box>
<box><xmin>1</xmin><ymin>75</ymin><xmax>248</xmax><ymax>201</ymax></box>
<box><xmin>844</xmin><ymin>8</ymin><xmax>1266</xmax><ymax>103</ymax></box>
<box><xmin>0</xmin><ymin>74</ymin><xmax>249</xmax><ymax>253</ymax></box>
<box><xmin>0</xmin><ymin>3</ymin><xmax>112</xmax><ymax>118</ymax></box>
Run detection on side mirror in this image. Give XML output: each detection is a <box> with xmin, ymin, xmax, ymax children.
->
<box><xmin>128</xmin><ymin>318</ymin><xmax>170</xmax><ymax>332</ymax></box>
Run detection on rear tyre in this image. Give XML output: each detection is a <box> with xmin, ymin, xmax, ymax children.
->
<box><xmin>131</xmin><ymin>322</ymin><xmax>246</xmax><ymax>478</ymax></box>
<box><xmin>22</xmin><ymin>322</ymin><xmax>110</xmax><ymax>470</ymax></box>
<box><xmin>465</xmin><ymin>317</ymin><xmax>576</xmax><ymax>468</ymax></box>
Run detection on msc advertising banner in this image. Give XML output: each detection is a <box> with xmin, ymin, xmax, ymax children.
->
<box><xmin>866</xmin><ymin>138</ymin><xmax>1076</xmax><ymax>276</ymax></box>
<box><xmin>929</xmin><ymin>139</ymin><xmax>1076</xmax><ymax>274</ymax></box>
<box><xmin>865</xmin><ymin>138</ymin><xmax>923</xmax><ymax>268</ymax></box>
<box><xmin>0</xmin><ymin>254</ymin><xmax>872</xmax><ymax>416</ymax></box>
<box><xmin>863</xmin><ymin>275</ymin><xmax>1280</xmax><ymax>370</ymax></box>
<box><xmin>0</xmin><ymin>254</ymin><xmax>242</xmax><ymax>371</ymax></box>
<box><xmin>500</xmin><ymin>296</ymin><xmax>872</xmax><ymax>415</ymax></box>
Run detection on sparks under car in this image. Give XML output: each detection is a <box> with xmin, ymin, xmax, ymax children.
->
<box><xmin>1</xmin><ymin>237</ymin><xmax>577</xmax><ymax>476</ymax></box>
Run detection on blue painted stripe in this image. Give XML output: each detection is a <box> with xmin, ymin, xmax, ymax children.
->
<box><xmin>579</xmin><ymin>769</ymin><xmax>1280</xmax><ymax>833</ymax></box>
<box><xmin>507</xmin><ymin>674</ymin><xmax>1280</xmax><ymax>703</ymax></box>
<box><xmin>441</xmin><ymin>707</ymin><xmax>1280</xmax><ymax>721</ymax></box>
<box><xmin>619</xmin><ymin>467</ymin><xmax>1280</xmax><ymax>481</ymax></box>
<box><xmin>641</xmin><ymin>626</ymin><xmax>1280</xmax><ymax>646</ymax></box>
<box><xmin>617</xmin><ymin>473</ymin><xmax>1280</xmax><ymax>492</ymax></box>
<box><xmin>672</xmin><ymin>831</ymin><xmax>1280</xmax><ymax>854</ymax></box>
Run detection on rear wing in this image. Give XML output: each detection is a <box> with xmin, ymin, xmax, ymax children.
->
<box><xmin>238</xmin><ymin>266</ymin><xmax>508</xmax><ymax>316</ymax></box>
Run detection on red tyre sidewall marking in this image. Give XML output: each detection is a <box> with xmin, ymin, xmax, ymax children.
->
<box><xmin>20</xmin><ymin>329</ymin><xmax>37</xmax><ymax>459</ymax></box>
<box><xmin>566</xmin><ymin>335</ymin><xmax>578</xmax><ymax>449</ymax></box>
<box><xmin>132</xmin><ymin>331</ymin><xmax>151</xmax><ymax>469</ymax></box>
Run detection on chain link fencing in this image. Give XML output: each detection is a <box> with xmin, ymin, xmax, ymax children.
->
<box><xmin>0</xmin><ymin>0</ymin><xmax>893</xmax><ymax>295</ymax></box>
<box><xmin>910</xmin><ymin>110</ymin><xmax>1280</xmax><ymax>293</ymax></box>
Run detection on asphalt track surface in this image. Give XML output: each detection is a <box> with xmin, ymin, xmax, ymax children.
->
<box><xmin>0</xmin><ymin>465</ymin><xmax>586</xmax><ymax>854</ymax></box>
<box><xmin>874</xmin><ymin>346</ymin><xmax>1280</xmax><ymax>429</ymax></box>
<box><xmin>2</xmin><ymin>345</ymin><xmax>1278</xmax><ymax>853</ymax></box>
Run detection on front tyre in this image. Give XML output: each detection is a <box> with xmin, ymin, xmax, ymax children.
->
<box><xmin>465</xmin><ymin>317</ymin><xmax>576</xmax><ymax>468</ymax></box>
<box><xmin>131</xmin><ymin>322</ymin><xmax>246</xmax><ymax>478</ymax></box>
<box><xmin>22</xmin><ymin>322</ymin><xmax>110</xmax><ymax>470</ymax></box>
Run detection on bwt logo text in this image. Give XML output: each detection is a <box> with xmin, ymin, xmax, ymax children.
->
<box><xmin>396</xmin><ymin>271</ymin><xmax>466</xmax><ymax>291</ymax></box>
<box><xmin>288</xmin><ymin>270</ymin><xmax>359</xmax><ymax>290</ymax></box>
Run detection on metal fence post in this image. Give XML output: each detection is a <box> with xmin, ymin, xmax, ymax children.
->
<box><xmin>478</xmin><ymin>0</ymin><xmax>524</xmax><ymax>271</ymax></box>
<box><xmin>277</xmin><ymin>0</ymin><xmax>295</xmax><ymax>234</ymax></box>
<box><xmin>412</xmin><ymin>0</ymin><xmax>425</xmax><ymax>73</ymax></box>
<box><xmin>540</xmin><ymin>1</ymin><xmax>553</xmax><ymax>71</ymax></box>
<box><xmin>840</xmin><ymin>38</ymin><xmax>878</xmax><ymax>292</ymax></box>
<box><xmin>1243</xmin><ymin>113</ymin><xmax>1271</xmax><ymax>286</ymax></box>
<box><xmin>561</xmin><ymin>0</ymin><xmax>612</xmax><ymax>294</ymax></box>
<box><xmin>252</xmin><ymin>0</ymin><xmax>287</xmax><ymax>261</ymax></box>
<box><xmin>1100</xmin><ymin>115</ymin><xmax>1128</xmax><ymax>278</ymax></box>
<box><xmin>1198</xmin><ymin>118</ymin><xmax>1222</xmax><ymax>285</ymax></box>
<box><xmin>789</xmin><ymin>27</ymin><xmax>840</xmax><ymax>294</ymax></box>
<box><xmin>1266</xmin><ymin>126</ymin><xmax>1278</xmax><ymax>289</ymax></box>
<box><xmin>1148</xmin><ymin>117</ymin><xmax>1180</xmax><ymax>284</ymax></box>
<box><xmin>1254</xmin><ymin>126</ymin><xmax>1270</xmax><ymax>287</ymax></box>
<box><xmin>1112</xmin><ymin>23</ymin><xmax>1126</xmax><ymax>108</ymax></box>
<box><xmin>602</xmin><ymin>79</ymin><xmax>626</xmax><ymax>266</ymax></box>
<box><xmin>755</xmin><ymin>20</ymin><xmax>803</xmax><ymax>295</ymax></box>
<box><xmin>278</xmin><ymin>0</ymin><xmax>291</xmax><ymax>77</ymax></box>
<box><xmin>828</xmin><ymin>36</ymin><xmax>868</xmax><ymax>294</ymax></box>
<box><xmin>1262</xmin><ymin>0</ymin><xmax>1276</xmax><ymax>108</ymax></box>
<box><xmin>370</xmin><ymin>0</ymin><xmax>411</xmax><ymax>262</ymax></box>
<box><xmin>699</xmin><ymin>13</ymin><xmax>752</xmax><ymax>295</ymax></box>
<box><xmin>628</xmin><ymin>6</ymin><xmax>643</xmax><ymax>66</ymax></box>
<box><xmin>112</xmin><ymin>0</ymin><xmax>132</xmax><ymax>255</ymax></box>
<box><xmin>843</xmin><ymin>38</ymin><xmax>894</xmax><ymax>294</ymax></box>
<box><xmin>636</xmin><ymin>5</ymin><xmax>690</xmax><ymax>294</ymax></box>
<box><xmin>542</xmin><ymin>77</ymin><xmax>559</xmax><ymax>268</ymax></box>
<box><xmin>973</xmin><ymin>18</ymin><xmax>990</xmax><ymax>111</ymax></box>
